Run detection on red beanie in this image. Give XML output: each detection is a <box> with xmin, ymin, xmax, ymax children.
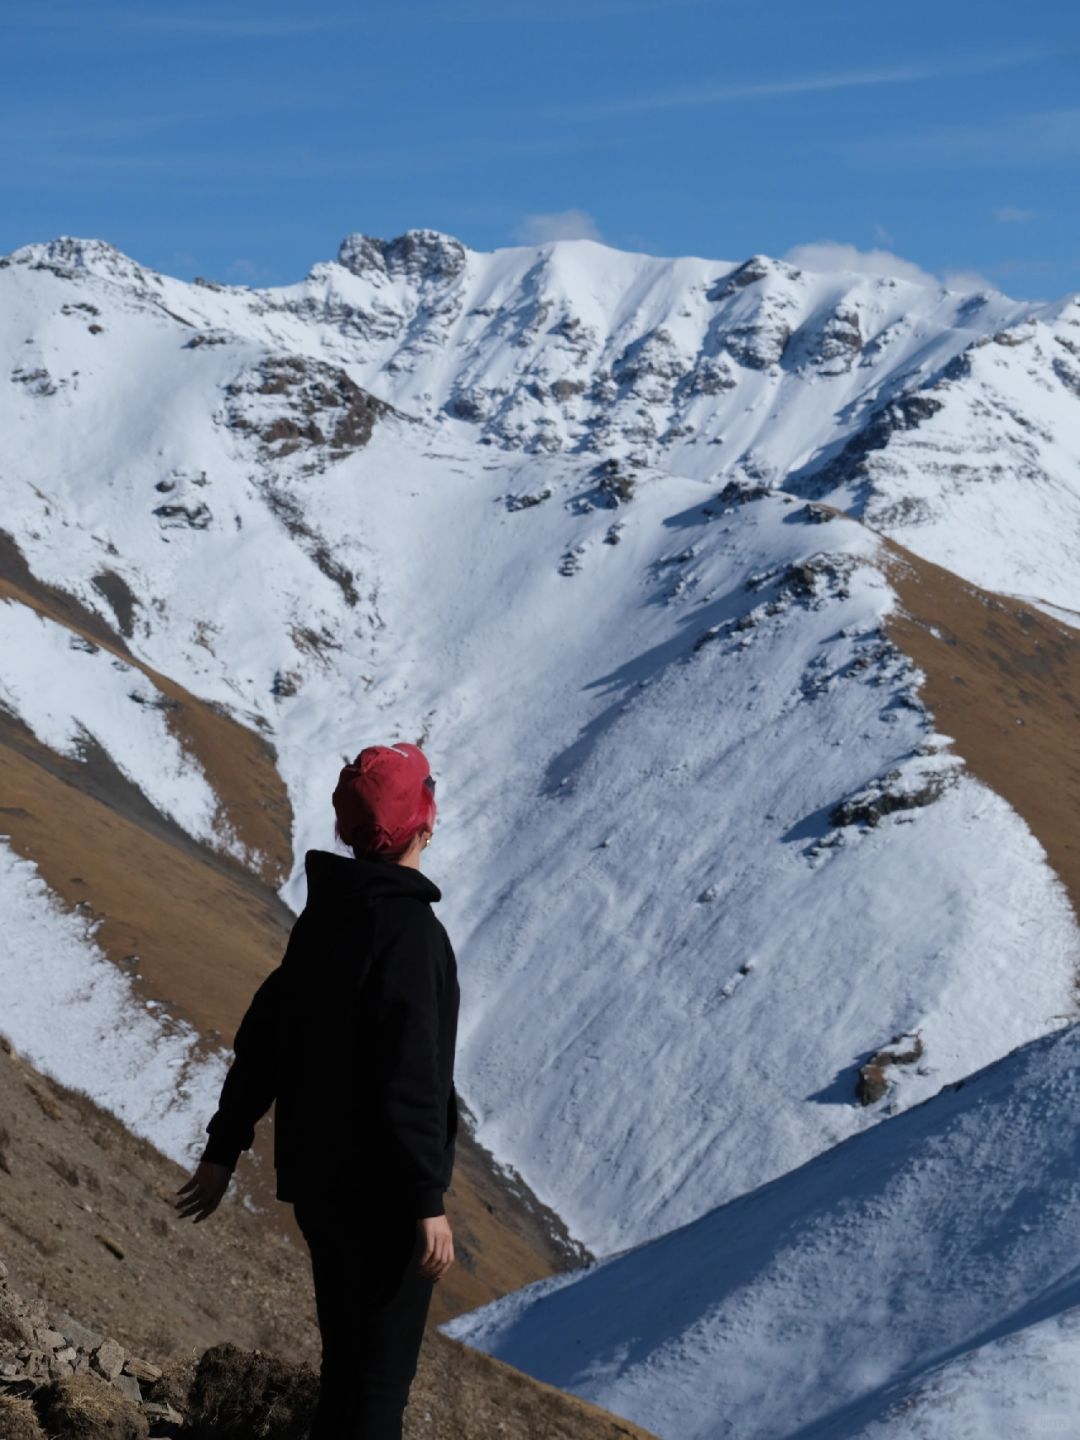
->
<box><xmin>332</xmin><ymin>742</ymin><xmax>436</xmax><ymax>857</ymax></box>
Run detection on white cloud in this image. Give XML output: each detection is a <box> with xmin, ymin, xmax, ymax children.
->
<box><xmin>995</xmin><ymin>205</ymin><xmax>1037</xmax><ymax>223</ymax></box>
<box><xmin>514</xmin><ymin>209</ymin><xmax>604</xmax><ymax>244</ymax></box>
<box><xmin>782</xmin><ymin>241</ymin><xmax>997</xmax><ymax>294</ymax></box>
<box><xmin>873</xmin><ymin>222</ymin><xmax>895</xmax><ymax>246</ymax></box>
<box><xmin>783</xmin><ymin>241</ymin><xmax>940</xmax><ymax>287</ymax></box>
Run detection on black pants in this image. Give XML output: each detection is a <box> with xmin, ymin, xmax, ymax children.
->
<box><xmin>294</xmin><ymin>1192</ymin><xmax>435</xmax><ymax>1440</ymax></box>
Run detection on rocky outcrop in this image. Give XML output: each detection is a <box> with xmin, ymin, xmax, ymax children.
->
<box><xmin>830</xmin><ymin>760</ymin><xmax>959</xmax><ymax>829</ymax></box>
<box><xmin>337</xmin><ymin>229</ymin><xmax>468</xmax><ymax>283</ymax></box>
<box><xmin>789</xmin><ymin>391</ymin><xmax>946</xmax><ymax>503</ymax></box>
<box><xmin>0</xmin><ymin>1259</ymin><xmax>171</xmax><ymax>1437</ymax></box>
<box><xmin>856</xmin><ymin>1032</ymin><xmax>925</xmax><ymax>1105</ymax></box>
<box><xmin>225</xmin><ymin>355</ymin><xmax>391</xmax><ymax>466</ymax></box>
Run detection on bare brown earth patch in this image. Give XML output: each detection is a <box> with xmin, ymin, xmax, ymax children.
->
<box><xmin>880</xmin><ymin>537</ymin><xmax>1080</xmax><ymax>923</ymax></box>
<box><xmin>0</xmin><ymin>1043</ymin><xmax>651</xmax><ymax>1437</ymax></box>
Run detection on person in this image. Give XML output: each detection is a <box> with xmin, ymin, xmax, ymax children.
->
<box><xmin>175</xmin><ymin>740</ymin><xmax>460</xmax><ymax>1440</ymax></box>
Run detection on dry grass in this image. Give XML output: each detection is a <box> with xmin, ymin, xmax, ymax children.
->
<box><xmin>881</xmin><ymin>538</ymin><xmax>1080</xmax><ymax>928</ymax></box>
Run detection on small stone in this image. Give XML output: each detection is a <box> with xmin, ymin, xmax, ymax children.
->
<box><xmin>21</xmin><ymin>1348</ymin><xmax>47</xmax><ymax>1375</ymax></box>
<box><xmin>55</xmin><ymin>1345</ymin><xmax>77</xmax><ymax>1365</ymax></box>
<box><xmin>37</xmin><ymin>1328</ymin><xmax>67</xmax><ymax>1351</ymax></box>
<box><xmin>92</xmin><ymin>1336</ymin><xmax>126</xmax><ymax>1379</ymax></box>
<box><xmin>55</xmin><ymin>1314</ymin><xmax>105</xmax><ymax>1353</ymax></box>
<box><xmin>95</xmin><ymin>1232</ymin><xmax>126</xmax><ymax>1261</ymax></box>
<box><xmin>141</xmin><ymin>1399</ymin><xmax>184</xmax><ymax>1435</ymax></box>
<box><xmin>123</xmin><ymin>1355</ymin><xmax>162</xmax><ymax>1383</ymax></box>
<box><xmin>111</xmin><ymin>1371</ymin><xmax>143</xmax><ymax>1404</ymax></box>
<box><xmin>47</xmin><ymin>1349</ymin><xmax>75</xmax><ymax>1379</ymax></box>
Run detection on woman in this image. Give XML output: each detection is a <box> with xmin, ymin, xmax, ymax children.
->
<box><xmin>176</xmin><ymin>741</ymin><xmax>460</xmax><ymax>1440</ymax></box>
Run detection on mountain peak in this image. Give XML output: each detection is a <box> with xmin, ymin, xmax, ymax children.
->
<box><xmin>4</xmin><ymin>235</ymin><xmax>152</xmax><ymax>287</ymax></box>
<box><xmin>337</xmin><ymin>227</ymin><xmax>468</xmax><ymax>281</ymax></box>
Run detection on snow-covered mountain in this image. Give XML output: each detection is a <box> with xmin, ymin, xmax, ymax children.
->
<box><xmin>2</xmin><ymin>229</ymin><xmax>1079</xmax><ymax>1429</ymax></box>
<box><xmin>446</xmin><ymin>1018</ymin><xmax>1080</xmax><ymax>1440</ymax></box>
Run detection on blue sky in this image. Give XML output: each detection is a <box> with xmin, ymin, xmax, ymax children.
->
<box><xmin>3</xmin><ymin>0</ymin><xmax>1077</xmax><ymax>297</ymax></box>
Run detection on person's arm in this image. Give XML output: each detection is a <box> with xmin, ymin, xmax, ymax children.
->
<box><xmin>176</xmin><ymin>965</ymin><xmax>284</xmax><ymax>1223</ymax></box>
<box><xmin>199</xmin><ymin>965</ymin><xmax>284</xmax><ymax>1171</ymax></box>
<box><xmin>374</xmin><ymin>913</ymin><xmax>449</xmax><ymax>1220</ymax></box>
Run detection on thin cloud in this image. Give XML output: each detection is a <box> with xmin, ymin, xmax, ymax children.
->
<box><xmin>514</xmin><ymin>210</ymin><xmax>604</xmax><ymax>244</ymax></box>
<box><xmin>557</xmin><ymin>48</ymin><xmax>1050</xmax><ymax>119</ymax></box>
<box><xmin>995</xmin><ymin>205</ymin><xmax>1037</xmax><ymax>223</ymax></box>
<box><xmin>16</xmin><ymin>7</ymin><xmax>344</xmax><ymax>37</ymax></box>
<box><xmin>872</xmin><ymin>223</ymin><xmax>895</xmax><ymax>247</ymax></box>
<box><xmin>399</xmin><ymin>0</ymin><xmax>710</xmax><ymax>20</ymax></box>
<box><xmin>224</xmin><ymin>257</ymin><xmax>279</xmax><ymax>283</ymax></box>
<box><xmin>842</xmin><ymin>107</ymin><xmax>1080</xmax><ymax>167</ymax></box>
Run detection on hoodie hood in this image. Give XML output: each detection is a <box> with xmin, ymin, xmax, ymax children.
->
<box><xmin>303</xmin><ymin>848</ymin><xmax>442</xmax><ymax>908</ymax></box>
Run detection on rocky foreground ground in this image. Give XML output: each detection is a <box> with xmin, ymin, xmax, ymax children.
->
<box><xmin>0</xmin><ymin>1033</ymin><xmax>652</xmax><ymax>1439</ymax></box>
<box><xmin>0</xmin><ymin>1254</ymin><xmax>652</xmax><ymax>1439</ymax></box>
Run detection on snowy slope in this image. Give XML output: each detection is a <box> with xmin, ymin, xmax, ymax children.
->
<box><xmin>0</xmin><ymin>840</ymin><xmax>227</xmax><ymax>1164</ymax></box>
<box><xmin>445</xmin><ymin>1019</ymin><xmax>1080</xmax><ymax>1440</ymax></box>
<box><xmin>1</xmin><ymin>231</ymin><xmax>1078</xmax><ymax>1257</ymax></box>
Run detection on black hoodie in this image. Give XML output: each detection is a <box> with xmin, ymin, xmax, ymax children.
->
<box><xmin>200</xmin><ymin>849</ymin><xmax>460</xmax><ymax>1219</ymax></box>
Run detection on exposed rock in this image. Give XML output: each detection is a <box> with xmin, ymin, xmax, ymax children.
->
<box><xmin>559</xmin><ymin>545</ymin><xmax>586</xmax><ymax>577</ymax></box>
<box><xmin>684</xmin><ymin>355</ymin><xmax>736</xmax><ymax>396</ymax></box>
<box><xmin>505</xmin><ymin>487</ymin><xmax>552</xmax><ymax>512</ymax></box>
<box><xmin>593</xmin><ymin>459</ymin><xmax>636</xmax><ymax>507</ymax></box>
<box><xmin>831</xmin><ymin>764</ymin><xmax>957</xmax><ymax>829</ymax></box>
<box><xmin>122</xmin><ymin>1357</ymin><xmax>162</xmax><ymax>1385</ymax></box>
<box><xmin>92</xmin><ymin>1337</ymin><xmax>126</xmax><ymax>1380</ymax></box>
<box><xmin>0</xmin><ymin>1288</ymin><xmax>36</xmax><ymax>1348</ymax></box>
<box><xmin>791</xmin><ymin>306</ymin><xmax>863</xmax><ymax>374</ymax></box>
<box><xmin>857</xmin><ymin>1033</ymin><xmax>925</xmax><ymax>1105</ymax></box>
<box><xmin>34</xmin><ymin>1371</ymin><xmax>149</xmax><ymax>1439</ymax></box>
<box><xmin>336</xmin><ymin>233</ymin><xmax>389</xmax><ymax>276</ymax></box>
<box><xmin>225</xmin><ymin>355</ymin><xmax>390</xmax><ymax>464</ymax></box>
<box><xmin>716</xmin><ymin>478</ymin><xmax>773</xmax><ymax>507</ymax></box>
<box><xmin>151</xmin><ymin>502</ymin><xmax>212</xmax><ymax>531</ymax></box>
<box><xmin>337</xmin><ymin>229</ymin><xmax>468</xmax><ymax>283</ymax></box>
<box><xmin>723</xmin><ymin>319</ymin><xmax>791</xmax><ymax>371</ymax></box>
<box><xmin>612</xmin><ymin>328</ymin><xmax>685</xmax><ymax>399</ymax></box>
<box><xmin>791</xmin><ymin>391</ymin><xmax>946</xmax><ymax>501</ymax></box>
<box><xmin>707</xmin><ymin>255</ymin><xmax>773</xmax><ymax>301</ymax></box>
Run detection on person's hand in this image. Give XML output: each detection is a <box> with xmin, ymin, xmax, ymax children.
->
<box><xmin>174</xmin><ymin>1161</ymin><xmax>231</xmax><ymax>1223</ymax></box>
<box><xmin>418</xmin><ymin>1215</ymin><xmax>454</xmax><ymax>1280</ymax></box>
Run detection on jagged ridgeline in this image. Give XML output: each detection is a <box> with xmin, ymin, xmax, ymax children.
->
<box><xmin>1</xmin><ymin>229</ymin><xmax>1079</xmax><ymax>1440</ymax></box>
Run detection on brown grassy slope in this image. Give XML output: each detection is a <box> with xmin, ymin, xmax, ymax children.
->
<box><xmin>0</xmin><ymin>1039</ymin><xmax>653</xmax><ymax>1439</ymax></box>
<box><xmin>0</xmin><ymin>534</ymin><xmax>580</xmax><ymax>1318</ymax></box>
<box><xmin>880</xmin><ymin>537</ymin><xmax>1080</xmax><ymax>923</ymax></box>
<box><xmin>0</xmin><ymin>529</ymin><xmax>293</xmax><ymax>887</ymax></box>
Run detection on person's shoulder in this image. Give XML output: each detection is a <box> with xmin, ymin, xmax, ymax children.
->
<box><xmin>373</xmin><ymin>893</ymin><xmax>444</xmax><ymax>946</ymax></box>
